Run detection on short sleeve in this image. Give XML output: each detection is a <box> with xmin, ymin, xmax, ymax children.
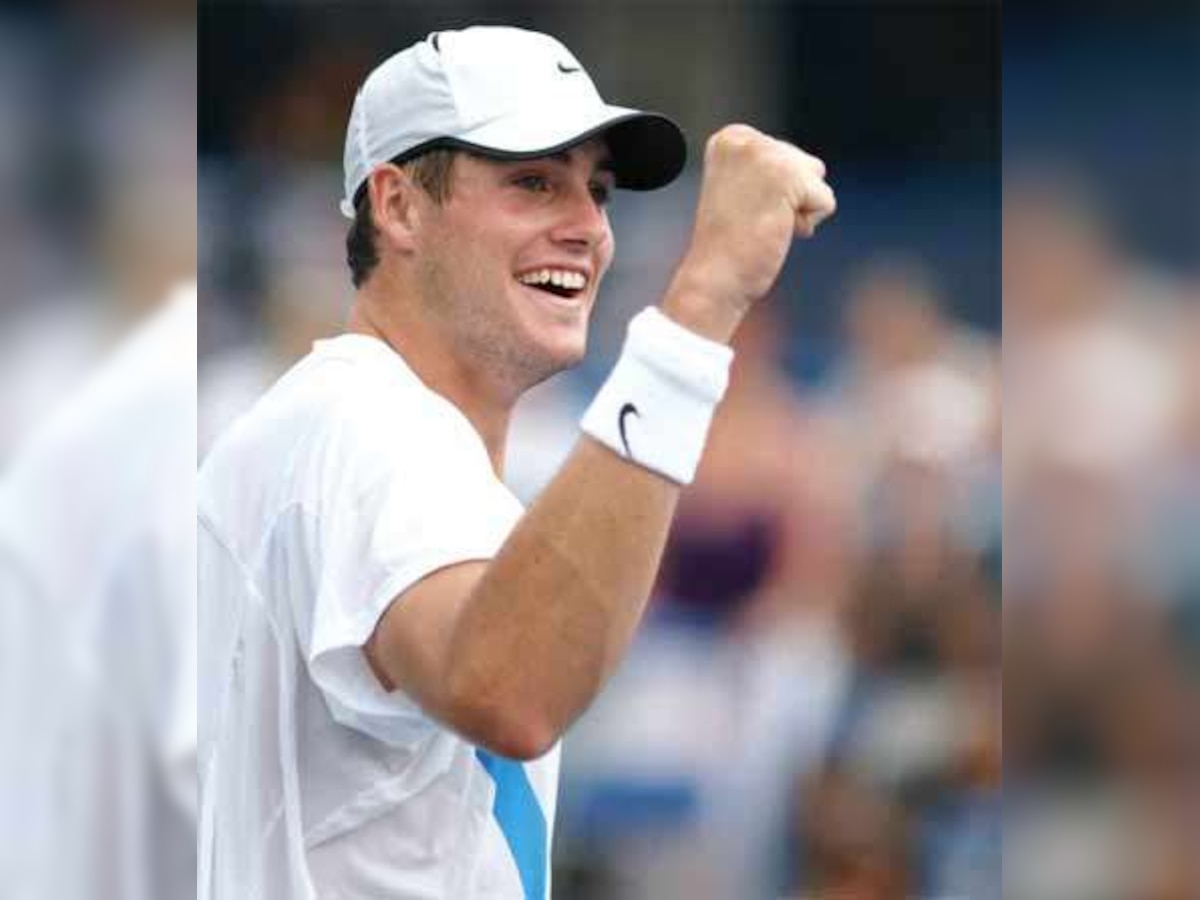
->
<box><xmin>296</xmin><ymin>383</ymin><xmax>524</xmax><ymax>745</ymax></box>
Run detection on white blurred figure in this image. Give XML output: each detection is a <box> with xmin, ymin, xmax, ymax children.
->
<box><xmin>1003</xmin><ymin>173</ymin><xmax>1188</xmax><ymax>618</ymax></box>
<box><xmin>1003</xmin><ymin>173</ymin><xmax>1186</xmax><ymax>491</ymax></box>
<box><xmin>819</xmin><ymin>255</ymin><xmax>997</xmax><ymax>504</ymax></box>
<box><xmin>0</xmin><ymin>284</ymin><xmax>197</xmax><ymax>900</ymax></box>
<box><xmin>0</xmin><ymin>300</ymin><xmax>116</xmax><ymax>465</ymax></box>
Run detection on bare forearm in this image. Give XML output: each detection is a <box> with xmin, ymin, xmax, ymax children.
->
<box><xmin>445</xmin><ymin>435</ymin><xmax>679</xmax><ymax>751</ymax></box>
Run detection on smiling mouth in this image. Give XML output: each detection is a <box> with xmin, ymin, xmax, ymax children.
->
<box><xmin>526</xmin><ymin>282</ymin><xmax>580</xmax><ymax>299</ymax></box>
<box><xmin>516</xmin><ymin>269</ymin><xmax>589</xmax><ymax>301</ymax></box>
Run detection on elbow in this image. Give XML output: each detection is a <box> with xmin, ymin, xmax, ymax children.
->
<box><xmin>444</xmin><ymin>674</ymin><xmax>560</xmax><ymax>761</ymax></box>
<box><xmin>475</xmin><ymin>714</ymin><xmax>558</xmax><ymax>762</ymax></box>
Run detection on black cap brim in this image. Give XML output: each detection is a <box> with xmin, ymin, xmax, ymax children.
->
<box><xmin>396</xmin><ymin>111</ymin><xmax>686</xmax><ymax>190</ymax></box>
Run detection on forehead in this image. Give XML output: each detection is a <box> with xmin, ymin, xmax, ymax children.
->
<box><xmin>561</xmin><ymin>135</ymin><xmax>613</xmax><ymax>170</ymax></box>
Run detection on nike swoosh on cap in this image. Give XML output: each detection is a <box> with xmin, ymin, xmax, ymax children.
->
<box><xmin>557</xmin><ymin>61</ymin><xmax>581</xmax><ymax>73</ymax></box>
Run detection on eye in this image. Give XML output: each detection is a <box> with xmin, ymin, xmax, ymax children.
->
<box><xmin>514</xmin><ymin>174</ymin><xmax>551</xmax><ymax>194</ymax></box>
<box><xmin>589</xmin><ymin>181</ymin><xmax>613</xmax><ymax>207</ymax></box>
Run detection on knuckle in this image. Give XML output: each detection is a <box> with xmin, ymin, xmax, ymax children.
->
<box><xmin>817</xmin><ymin>178</ymin><xmax>837</xmax><ymax>206</ymax></box>
<box><xmin>722</xmin><ymin>123</ymin><xmax>759</xmax><ymax>143</ymax></box>
<box><xmin>707</xmin><ymin>123</ymin><xmax>759</xmax><ymax>158</ymax></box>
<box><xmin>763</xmin><ymin>148</ymin><xmax>794</xmax><ymax>181</ymax></box>
<box><xmin>809</xmin><ymin>155</ymin><xmax>827</xmax><ymax>178</ymax></box>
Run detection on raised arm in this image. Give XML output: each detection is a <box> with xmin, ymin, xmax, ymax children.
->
<box><xmin>365</xmin><ymin>125</ymin><xmax>836</xmax><ymax>759</ymax></box>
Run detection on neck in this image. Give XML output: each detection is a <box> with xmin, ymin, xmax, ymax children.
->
<box><xmin>348</xmin><ymin>282</ymin><xmax>515</xmax><ymax>477</ymax></box>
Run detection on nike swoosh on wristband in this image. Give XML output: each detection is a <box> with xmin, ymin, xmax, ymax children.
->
<box><xmin>618</xmin><ymin>402</ymin><xmax>639</xmax><ymax>458</ymax></box>
<box><xmin>556</xmin><ymin>62</ymin><xmax>581</xmax><ymax>73</ymax></box>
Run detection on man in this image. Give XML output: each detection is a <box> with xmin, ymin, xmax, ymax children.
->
<box><xmin>198</xmin><ymin>26</ymin><xmax>834</xmax><ymax>900</ymax></box>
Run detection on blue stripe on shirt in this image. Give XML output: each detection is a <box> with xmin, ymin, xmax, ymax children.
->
<box><xmin>476</xmin><ymin>749</ymin><xmax>548</xmax><ymax>900</ymax></box>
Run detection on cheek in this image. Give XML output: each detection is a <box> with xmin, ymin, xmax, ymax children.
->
<box><xmin>452</xmin><ymin>210</ymin><xmax>531</xmax><ymax>267</ymax></box>
<box><xmin>423</xmin><ymin>218</ymin><xmax>503</xmax><ymax>284</ymax></box>
<box><xmin>597</xmin><ymin>227</ymin><xmax>616</xmax><ymax>279</ymax></box>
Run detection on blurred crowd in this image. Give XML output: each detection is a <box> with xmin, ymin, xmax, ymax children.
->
<box><xmin>1003</xmin><ymin>173</ymin><xmax>1200</xmax><ymax>900</ymax></box>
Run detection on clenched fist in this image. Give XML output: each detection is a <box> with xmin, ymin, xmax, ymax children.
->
<box><xmin>662</xmin><ymin>124</ymin><xmax>836</xmax><ymax>342</ymax></box>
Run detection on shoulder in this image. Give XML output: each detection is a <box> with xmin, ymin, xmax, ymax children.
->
<box><xmin>201</xmin><ymin>335</ymin><xmax>491</xmax><ymax>508</ymax></box>
<box><xmin>311</xmin><ymin>336</ymin><xmax>488</xmax><ymax>477</ymax></box>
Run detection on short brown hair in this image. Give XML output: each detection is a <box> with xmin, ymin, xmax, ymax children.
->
<box><xmin>345</xmin><ymin>149</ymin><xmax>459</xmax><ymax>289</ymax></box>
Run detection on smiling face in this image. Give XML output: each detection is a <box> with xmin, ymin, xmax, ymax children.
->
<box><xmin>411</xmin><ymin>138</ymin><xmax>616</xmax><ymax>394</ymax></box>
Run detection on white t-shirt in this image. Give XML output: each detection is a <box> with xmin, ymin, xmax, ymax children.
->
<box><xmin>198</xmin><ymin>334</ymin><xmax>561</xmax><ymax>900</ymax></box>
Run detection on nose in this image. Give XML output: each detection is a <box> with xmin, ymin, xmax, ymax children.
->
<box><xmin>549</xmin><ymin>182</ymin><xmax>611</xmax><ymax>253</ymax></box>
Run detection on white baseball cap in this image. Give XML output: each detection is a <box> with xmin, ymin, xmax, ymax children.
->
<box><xmin>340</xmin><ymin>26</ymin><xmax>687</xmax><ymax>218</ymax></box>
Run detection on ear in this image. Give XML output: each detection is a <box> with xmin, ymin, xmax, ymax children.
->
<box><xmin>368</xmin><ymin>164</ymin><xmax>426</xmax><ymax>254</ymax></box>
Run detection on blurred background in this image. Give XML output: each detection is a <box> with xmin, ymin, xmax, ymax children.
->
<box><xmin>200</xmin><ymin>2</ymin><xmax>1001</xmax><ymax>899</ymax></box>
<box><xmin>1003</xmin><ymin>4</ymin><xmax>1200</xmax><ymax>900</ymax></box>
<box><xmin>0</xmin><ymin>0</ymin><xmax>197</xmax><ymax>459</ymax></box>
<box><xmin>0</xmin><ymin>1</ymin><xmax>197</xmax><ymax>898</ymax></box>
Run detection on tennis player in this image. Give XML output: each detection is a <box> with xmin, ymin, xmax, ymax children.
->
<box><xmin>198</xmin><ymin>26</ymin><xmax>834</xmax><ymax>900</ymax></box>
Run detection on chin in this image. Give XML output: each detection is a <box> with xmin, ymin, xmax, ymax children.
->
<box><xmin>519</xmin><ymin>311</ymin><xmax>588</xmax><ymax>368</ymax></box>
<box><xmin>539</xmin><ymin>331</ymin><xmax>587</xmax><ymax>375</ymax></box>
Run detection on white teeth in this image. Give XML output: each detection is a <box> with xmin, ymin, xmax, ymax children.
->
<box><xmin>518</xmin><ymin>268</ymin><xmax>588</xmax><ymax>290</ymax></box>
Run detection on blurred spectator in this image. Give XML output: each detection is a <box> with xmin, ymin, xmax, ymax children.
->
<box><xmin>818</xmin><ymin>255</ymin><xmax>997</xmax><ymax>501</ymax></box>
<box><xmin>0</xmin><ymin>285</ymin><xmax>197</xmax><ymax>900</ymax></box>
<box><xmin>658</xmin><ymin>302</ymin><xmax>855</xmax><ymax>632</ymax></box>
<box><xmin>1004</xmin><ymin>173</ymin><xmax>1186</xmax><ymax>493</ymax></box>
<box><xmin>790</xmin><ymin>444</ymin><xmax>1001</xmax><ymax>898</ymax></box>
<box><xmin>792</xmin><ymin>764</ymin><xmax>914</xmax><ymax>900</ymax></box>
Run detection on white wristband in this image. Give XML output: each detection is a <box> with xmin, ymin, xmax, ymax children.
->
<box><xmin>581</xmin><ymin>307</ymin><xmax>734</xmax><ymax>484</ymax></box>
